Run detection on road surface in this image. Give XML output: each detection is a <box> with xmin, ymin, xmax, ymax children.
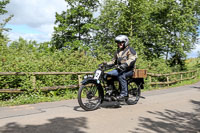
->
<box><xmin>0</xmin><ymin>82</ymin><xmax>200</xmax><ymax>133</ymax></box>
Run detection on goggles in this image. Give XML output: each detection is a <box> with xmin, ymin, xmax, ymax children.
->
<box><xmin>115</xmin><ymin>40</ymin><xmax>124</xmax><ymax>44</ymax></box>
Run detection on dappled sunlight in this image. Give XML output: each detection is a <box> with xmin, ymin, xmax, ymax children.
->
<box><xmin>131</xmin><ymin>100</ymin><xmax>200</xmax><ymax>133</ymax></box>
<box><xmin>0</xmin><ymin>117</ymin><xmax>88</xmax><ymax>133</ymax></box>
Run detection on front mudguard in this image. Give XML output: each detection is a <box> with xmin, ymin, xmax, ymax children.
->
<box><xmin>81</xmin><ymin>78</ymin><xmax>99</xmax><ymax>85</ymax></box>
<box><xmin>81</xmin><ymin>78</ymin><xmax>104</xmax><ymax>103</ymax></box>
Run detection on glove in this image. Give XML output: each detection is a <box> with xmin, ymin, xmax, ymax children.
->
<box><xmin>99</xmin><ymin>62</ymin><xmax>107</xmax><ymax>68</ymax></box>
<box><xmin>118</xmin><ymin>63</ymin><xmax>128</xmax><ymax>72</ymax></box>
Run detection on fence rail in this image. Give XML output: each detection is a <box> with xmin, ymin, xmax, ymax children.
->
<box><xmin>148</xmin><ymin>70</ymin><xmax>197</xmax><ymax>87</ymax></box>
<box><xmin>0</xmin><ymin>70</ymin><xmax>198</xmax><ymax>93</ymax></box>
<box><xmin>0</xmin><ymin>72</ymin><xmax>94</xmax><ymax>93</ymax></box>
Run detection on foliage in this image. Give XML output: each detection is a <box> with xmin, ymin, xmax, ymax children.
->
<box><xmin>0</xmin><ymin>89</ymin><xmax>77</xmax><ymax>106</ymax></box>
<box><xmin>0</xmin><ymin>37</ymin><xmax>103</xmax><ymax>102</ymax></box>
<box><xmin>52</xmin><ymin>0</ymin><xmax>100</xmax><ymax>50</ymax></box>
<box><xmin>94</xmin><ymin>0</ymin><xmax>200</xmax><ymax>68</ymax></box>
<box><xmin>186</xmin><ymin>57</ymin><xmax>200</xmax><ymax>69</ymax></box>
<box><xmin>1</xmin><ymin>37</ymin><xmax>100</xmax><ymax>87</ymax></box>
<box><xmin>51</xmin><ymin>0</ymin><xmax>200</xmax><ymax>70</ymax></box>
<box><xmin>1</xmin><ymin>0</ymin><xmax>200</xmax><ymax>105</ymax></box>
<box><xmin>0</xmin><ymin>0</ymin><xmax>13</xmax><ymax>44</ymax></box>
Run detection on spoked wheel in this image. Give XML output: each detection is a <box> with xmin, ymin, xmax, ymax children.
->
<box><xmin>125</xmin><ymin>80</ymin><xmax>141</xmax><ymax>105</ymax></box>
<box><xmin>78</xmin><ymin>81</ymin><xmax>102</xmax><ymax>111</ymax></box>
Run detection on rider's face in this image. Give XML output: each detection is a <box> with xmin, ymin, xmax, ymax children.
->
<box><xmin>117</xmin><ymin>42</ymin><xmax>124</xmax><ymax>49</ymax></box>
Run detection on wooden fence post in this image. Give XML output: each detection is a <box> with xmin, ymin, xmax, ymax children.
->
<box><xmin>167</xmin><ymin>76</ymin><xmax>169</xmax><ymax>87</ymax></box>
<box><xmin>78</xmin><ymin>75</ymin><xmax>82</xmax><ymax>87</ymax></box>
<box><xmin>149</xmin><ymin>75</ymin><xmax>152</xmax><ymax>89</ymax></box>
<box><xmin>180</xmin><ymin>74</ymin><xmax>183</xmax><ymax>83</ymax></box>
<box><xmin>31</xmin><ymin>75</ymin><xmax>36</xmax><ymax>90</ymax></box>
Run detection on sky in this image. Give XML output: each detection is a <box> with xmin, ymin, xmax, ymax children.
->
<box><xmin>1</xmin><ymin>0</ymin><xmax>200</xmax><ymax>58</ymax></box>
<box><xmin>2</xmin><ymin>0</ymin><xmax>66</xmax><ymax>43</ymax></box>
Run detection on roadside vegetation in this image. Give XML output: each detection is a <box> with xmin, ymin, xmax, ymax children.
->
<box><xmin>0</xmin><ymin>0</ymin><xmax>200</xmax><ymax>106</ymax></box>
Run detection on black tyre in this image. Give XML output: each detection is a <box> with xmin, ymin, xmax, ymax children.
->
<box><xmin>125</xmin><ymin>80</ymin><xmax>141</xmax><ymax>105</ymax></box>
<box><xmin>78</xmin><ymin>81</ymin><xmax>102</xmax><ymax>111</ymax></box>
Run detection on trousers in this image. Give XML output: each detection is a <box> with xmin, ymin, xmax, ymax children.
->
<box><xmin>107</xmin><ymin>69</ymin><xmax>133</xmax><ymax>96</ymax></box>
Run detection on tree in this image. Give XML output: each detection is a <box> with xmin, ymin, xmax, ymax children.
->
<box><xmin>0</xmin><ymin>0</ymin><xmax>13</xmax><ymax>46</ymax></box>
<box><xmin>93</xmin><ymin>0</ymin><xmax>122</xmax><ymax>57</ymax></box>
<box><xmin>94</xmin><ymin>0</ymin><xmax>152</xmax><ymax>58</ymax></box>
<box><xmin>148</xmin><ymin>0</ymin><xmax>200</xmax><ymax>61</ymax></box>
<box><xmin>95</xmin><ymin>0</ymin><xmax>200</xmax><ymax>67</ymax></box>
<box><xmin>52</xmin><ymin>0</ymin><xmax>100</xmax><ymax>50</ymax></box>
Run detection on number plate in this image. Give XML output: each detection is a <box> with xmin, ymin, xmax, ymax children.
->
<box><xmin>94</xmin><ymin>70</ymin><xmax>102</xmax><ymax>80</ymax></box>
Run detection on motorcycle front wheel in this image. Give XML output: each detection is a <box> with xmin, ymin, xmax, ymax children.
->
<box><xmin>78</xmin><ymin>81</ymin><xmax>102</xmax><ymax>111</ymax></box>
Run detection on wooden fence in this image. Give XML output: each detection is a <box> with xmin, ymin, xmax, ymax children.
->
<box><xmin>0</xmin><ymin>72</ymin><xmax>93</xmax><ymax>93</ymax></box>
<box><xmin>0</xmin><ymin>69</ymin><xmax>199</xmax><ymax>93</ymax></box>
<box><xmin>148</xmin><ymin>70</ymin><xmax>198</xmax><ymax>87</ymax></box>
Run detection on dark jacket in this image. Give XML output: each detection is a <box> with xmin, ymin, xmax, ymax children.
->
<box><xmin>107</xmin><ymin>46</ymin><xmax>137</xmax><ymax>71</ymax></box>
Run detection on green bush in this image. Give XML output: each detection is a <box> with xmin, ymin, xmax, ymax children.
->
<box><xmin>0</xmin><ymin>38</ymin><xmax>199</xmax><ymax>105</ymax></box>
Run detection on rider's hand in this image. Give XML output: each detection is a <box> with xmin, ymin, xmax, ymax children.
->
<box><xmin>118</xmin><ymin>63</ymin><xmax>128</xmax><ymax>71</ymax></box>
<box><xmin>99</xmin><ymin>62</ymin><xmax>107</xmax><ymax>67</ymax></box>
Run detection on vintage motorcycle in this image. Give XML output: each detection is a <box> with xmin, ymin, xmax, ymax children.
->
<box><xmin>77</xmin><ymin>65</ymin><xmax>145</xmax><ymax>111</ymax></box>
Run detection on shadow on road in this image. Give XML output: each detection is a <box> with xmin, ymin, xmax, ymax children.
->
<box><xmin>130</xmin><ymin>100</ymin><xmax>200</xmax><ymax>133</ymax></box>
<box><xmin>193</xmin><ymin>86</ymin><xmax>200</xmax><ymax>90</ymax></box>
<box><xmin>192</xmin><ymin>82</ymin><xmax>200</xmax><ymax>90</ymax></box>
<box><xmin>0</xmin><ymin>117</ymin><xmax>88</xmax><ymax>133</ymax></box>
<box><xmin>74</xmin><ymin>101</ymin><xmax>123</xmax><ymax>112</ymax></box>
<box><xmin>101</xmin><ymin>101</ymin><xmax>122</xmax><ymax>109</ymax></box>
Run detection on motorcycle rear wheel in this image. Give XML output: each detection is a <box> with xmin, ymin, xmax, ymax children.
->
<box><xmin>78</xmin><ymin>81</ymin><xmax>102</xmax><ymax>111</ymax></box>
<box><xmin>125</xmin><ymin>80</ymin><xmax>141</xmax><ymax>105</ymax></box>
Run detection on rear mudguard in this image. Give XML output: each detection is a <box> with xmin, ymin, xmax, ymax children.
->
<box><xmin>128</xmin><ymin>78</ymin><xmax>145</xmax><ymax>89</ymax></box>
<box><xmin>81</xmin><ymin>78</ymin><xmax>104</xmax><ymax>103</ymax></box>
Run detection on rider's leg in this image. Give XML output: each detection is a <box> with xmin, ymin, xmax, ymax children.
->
<box><xmin>107</xmin><ymin>69</ymin><xmax>119</xmax><ymax>76</ymax></box>
<box><xmin>104</xmin><ymin>70</ymin><xmax>119</xmax><ymax>101</ymax></box>
<box><xmin>106</xmin><ymin>69</ymin><xmax>119</xmax><ymax>90</ymax></box>
<box><xmin>118</xmin><ymin>70</ymin><xmax>133</xmax><ymax>98</ymax></box>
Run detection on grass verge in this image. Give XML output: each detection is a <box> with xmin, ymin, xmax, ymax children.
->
<box><xmin>0</xmin><ymin>89</ymin><xmax>78</xmax><ymax>107</ymax></box>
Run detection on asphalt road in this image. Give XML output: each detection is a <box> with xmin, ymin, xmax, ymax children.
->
<box><xmin>0</xmin><ymin>82</ymin><xmax>200</xmax><ymax>133</ymax></box>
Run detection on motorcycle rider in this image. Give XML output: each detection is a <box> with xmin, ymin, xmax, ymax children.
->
<box><xmin>102</xmin><ymin>35</ymin><xmax>137</xmax><ymax>101</ymax></box>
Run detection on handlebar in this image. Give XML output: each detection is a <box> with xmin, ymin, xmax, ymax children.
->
<box><xmin>98</xmin><ymin>64</ymin><xmax>118</xmax><ymax>71</ymax></box>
